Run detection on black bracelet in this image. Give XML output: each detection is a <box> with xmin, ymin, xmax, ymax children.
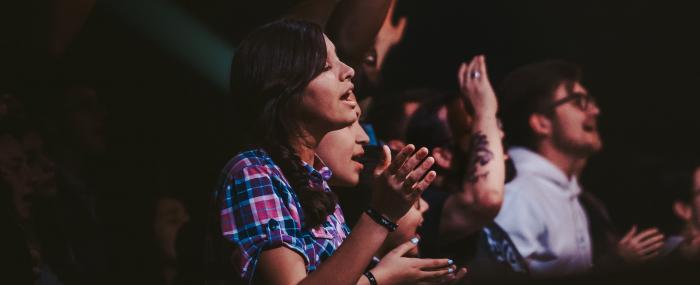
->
<box><xmin>363</xmin><ymin>271</ymin><xmax>378</xmax><ymax>285</ymax></box>
<box><xmin>365</xmin><ymin>208</ymin><xmax>398</xmax><ymax>232</ymax></box>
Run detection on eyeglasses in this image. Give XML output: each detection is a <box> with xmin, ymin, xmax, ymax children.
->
<box><xmin>542</xmin><ymin>93</ymin><xmax>597</xmax><ymax>112</ymax></box>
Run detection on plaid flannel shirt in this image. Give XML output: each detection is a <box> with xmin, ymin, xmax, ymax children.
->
<box><xmin>217</xmin><ymin>149</ymin><xmax>350</xmax><ymax>283</ymax></box>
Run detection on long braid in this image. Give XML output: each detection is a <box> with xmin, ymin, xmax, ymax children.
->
<box><xmin>230</xmin><ymin>19</ymin><xmax>338</xmax><ymax>230</ymax></box>
<box><xmin>267</xmin><ymin>142</ymin><xmax>338</xmax><ymax>229</ymax></box>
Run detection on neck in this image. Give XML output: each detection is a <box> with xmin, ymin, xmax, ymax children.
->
<box><xmin>290</xmin><ymin>127</ymin><xmax>325</xmax><ymax>165</ymax></box>
<box><xmin>537</xmin><ymin>141</ymin><xmax>587</xmax><ymax>179</ymax></box>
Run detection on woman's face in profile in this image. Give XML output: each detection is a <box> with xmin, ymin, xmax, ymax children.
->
<box><xmin>317</xmin><ymin>105</ymin><xmax>369</xmax><ymax>187</ymax></box>
<box><xmin>298</xmin><ymin>36</ymin><xmax>358</xmax><ymax>133</ymax></box>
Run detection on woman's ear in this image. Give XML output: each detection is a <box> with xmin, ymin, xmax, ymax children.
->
<box><xmin>674</xmin><ymin>200</ymin><xmax>693</xmax><ymax>221</ymax></box>
<box><xmin>529</xmin><ymin>113</ymin><xmax>552</xmax><ymax>137</ymax></box>
<box><xmin>432</xmin><ymin>147</ymin><xmax>452</xmax><ymax>169</ymax></box>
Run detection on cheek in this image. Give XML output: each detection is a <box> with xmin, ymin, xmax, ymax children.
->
<box><xmin>305</xmin><ymin>76</ymin><xmax>337</xmax><ymax>106</ymax></box>
<box><xmin>322</xmin><ymin>140</ymin><xmax>359</xmax><ymax>185</ymax></box>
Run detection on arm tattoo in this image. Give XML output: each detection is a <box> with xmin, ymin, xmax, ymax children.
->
<box><xmin>465</xmin><ymin>131</ymin><xmax>493</xmax><ymax>183</ymax></box>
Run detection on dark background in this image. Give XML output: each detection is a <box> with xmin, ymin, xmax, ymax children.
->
<box><xmin>2</xmin><ymin>0</ymin><xmax>699</xmax><ymax>239</ymax></box>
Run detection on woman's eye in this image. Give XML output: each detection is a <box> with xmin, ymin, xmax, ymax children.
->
<box><xmin>323</xmin><ymin>64</ymin><xmax>332</xmax><ymax>71</ymax></box>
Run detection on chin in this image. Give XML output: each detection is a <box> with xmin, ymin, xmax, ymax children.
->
<box><xmin>588</xmin><ymin>139</ymin><xmax>603</xmax><ymax>152</ymax></box>
<box><xmin>330</xmin><ymin>175</ymin><xmax>359</xmax><ymax>188</ymax></box>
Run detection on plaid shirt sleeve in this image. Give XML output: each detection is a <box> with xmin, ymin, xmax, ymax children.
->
<box><xmin>219</xmin><ymin>162</ymin><xmax>309</xmax><ymax>283</ymax></box>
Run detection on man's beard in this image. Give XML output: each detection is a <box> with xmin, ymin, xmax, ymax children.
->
<box><xmin>552</xmin><ymin>128</ymin><xmax>602</xmax><ymax>159</ymax></box>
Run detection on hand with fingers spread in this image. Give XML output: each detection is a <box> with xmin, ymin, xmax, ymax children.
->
<box><xmin>371</xmin><ymin>238</ymin><xmax>468</xmax><ymax>285</ymax></box>
<box><xmin>370</xmin><ymin>144</ymin><xmax>437</xmax><ymax>222</ymax></box>
<box><xmin>617</xmin><ymin>226</ymin><xmax>665</xmax><ymax>264</ymax></box>
<box><xmin>458</xmin><ymin>55</ymin><xmax>498</xmax><ymax>116</ymax></box>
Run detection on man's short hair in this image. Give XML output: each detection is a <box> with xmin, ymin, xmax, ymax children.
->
<box><xmin>498</xmin><ymin>60</ymin><xmax>582</xmax><ymax>150</ymax></box>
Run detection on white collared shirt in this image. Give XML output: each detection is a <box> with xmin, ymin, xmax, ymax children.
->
<box><xmin>495</xmin><ymin>147</ymin><xmax>593</xmax><ymax>277</ymax></box>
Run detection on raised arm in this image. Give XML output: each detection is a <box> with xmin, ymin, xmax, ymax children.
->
<box><xmin>440</xmin><ymin>55</ymin><xmax>505</xmax><ymax>241</ymax></box>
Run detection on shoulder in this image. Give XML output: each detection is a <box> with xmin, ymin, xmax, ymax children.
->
<box><xmin>504</xmin><ymin>175</ymin><xmax>548</xmax><ymax>202</ymax></box>
<box><xmin>217</xmin><ymin>149</ymin><xmax>293</xmax><ymax>203</ymax></box>
<box><xmin>220</xmin><ymin>149</ymin><xmax>285</xmax><ymax>182</ymax></box>
<box><xmin>225</xmin><ymin>149</ymin><xmax>276</xmax><ymax>173</ymax></box>
<box><xmin>497</xmin><ymin>178</ymin><xmax>546</xmax><ymax>221</ymax></box>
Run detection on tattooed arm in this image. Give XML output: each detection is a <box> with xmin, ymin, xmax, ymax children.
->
<box><xmin>439</xmin><ymin>55</ymin><xmax>505</xmax><ymax>241</ymax></box>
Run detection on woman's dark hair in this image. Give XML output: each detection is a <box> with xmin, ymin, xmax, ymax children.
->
<box><xmin>404</xmin><ymin>91</ymin><xmax>451</xmax><ymax>152</ymax></box>
<box><xmin>498</xmin><ymin>60</ymin><xmax>581</xmax><ymax>150</ymax></box>
<box><xmin>230</xmin><ymin>19</ymin><xmax>337</xmax><ymax>229</ymax></box>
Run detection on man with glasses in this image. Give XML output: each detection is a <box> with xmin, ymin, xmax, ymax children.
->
<box><xmin>493</xmin><ymin>60</ymin><xmax>604</xmax><ymax>277</ymax></box>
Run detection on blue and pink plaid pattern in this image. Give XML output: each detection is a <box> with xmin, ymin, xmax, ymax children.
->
<box><xmin>217</xmin><ymin>149</ymin><xmax>350</xmax><ymax>283</ymax></box>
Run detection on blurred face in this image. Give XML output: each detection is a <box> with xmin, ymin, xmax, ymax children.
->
<box><xmin>317</xmin><ymin>105</ymin><xmax>369</xmax><ymax>187</ymax></box>
<box><xmin>361</xmin><ymin>0</ymin><xmax>406</xmax><ymax>84</ymax></box>
<box><xmin>153</xmin><ymin>197</ymin><xmax>190</xmax><ymax>261</ymax></box>
<box><xmin>299</xmin><ymin>36</ymin><xmax>357</xmax><ymax>134</ymax></box>
<box><xmin>0</xmin><ymin>134</ymin><xmax>32</xmax><ymax>221</ymax></box>
<box><xmin>549</xmin><ymin>81</ymin><xmax>602</xmax><ymax>156</ymax></box>
<box><xmin>22</xmin><ymin>131</ymin><xmax>57</xmax><ymax>197</ymax></box>
<box><xmin>64</xmin><ymin>87</ymin><xmax>106</xmax><ymax>154</ymax></box>
<box><xmin>385</xmin><ymin>198</ymin><xmax>429</xmax><ymax>257</ymax></box>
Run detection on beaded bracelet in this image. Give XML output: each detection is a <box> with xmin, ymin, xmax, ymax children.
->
<box><xmin>363</xmin><ymin>271</ymin><xmax>378</xmax><ymax>285</ymax></box>
<box><xmin>365</xmin><ymin>208</ymin><xmax>398</xmax><ymax>232</ymax></box>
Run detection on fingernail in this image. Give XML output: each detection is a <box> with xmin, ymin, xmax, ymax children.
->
<box><xmin>410</xmin><ymin>237</ymin><xmax>420</xmax><ymax>244</ymax></box>
<box><xmin>448</xmin><ymin>268</ymin><xmax>454</xmax><ymax>273</ymax></box>
<box><xmin>448</xmin><ymin>259</ymin><xmax>454</xmax><ymax>265</ymax></box>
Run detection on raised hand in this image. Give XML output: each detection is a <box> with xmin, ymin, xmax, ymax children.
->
<box><xmin>371</xmin><ymin>144</ymin><xmax>437</xmax><ymax>222</ymax></box>
<box><xmin>617</xmin><ymin>226</ymin><xmax>665</xmax><ymax>264</ymax></box>
<box><xmin>458</xmin><ymin>55</ymin><xmax>498</xmax><ymax>116</ymax></box>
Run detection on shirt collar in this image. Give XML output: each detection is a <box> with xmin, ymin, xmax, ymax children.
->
<box><xmin>302</xmin><ymin>154</ymin><xmax>333</xmax><ymax>190</ymax></box>
<box><xmin>508</xmin><ymin>147</ymin><xmax>581</xmax><ymax>197</ymax></box>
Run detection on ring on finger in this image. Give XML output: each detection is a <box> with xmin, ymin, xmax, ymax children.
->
<box><xmin>469</xmin><ymin>71</ymin><xmax>481</xmax><ymax>79</ymax></box>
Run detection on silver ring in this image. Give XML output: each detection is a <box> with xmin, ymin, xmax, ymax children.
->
<box><xmin>470</xmin><ymin>71</ymin><xmax>481</xmax><ymax>79</ymax></box>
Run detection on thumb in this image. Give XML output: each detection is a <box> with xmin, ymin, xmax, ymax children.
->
<box><xmin>387</xmin><ymin>237</ymin><xmax>420</xmax><ymax>257</ymax></box>
<box><xmin>374</xmin><ymin>145</ymin><xmax>392</xmax><ymax>177</ymax></box>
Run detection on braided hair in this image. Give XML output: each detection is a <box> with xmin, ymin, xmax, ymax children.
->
<box><xmin>230</xmin><ymin>19</ymin><xmax>337</xmax><ymax>229</ymax></box>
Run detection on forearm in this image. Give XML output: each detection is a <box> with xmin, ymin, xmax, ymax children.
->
<box><xmin>326</xmin><ymin>0</ymin><xmax>392</xmax><ymax>66</ymax></box>
<box><xmin>301</xmin><ymin>213</ymin><xmax>389</xmax><ymax>285</ymax></box>
<box><xmin>463</xmin><ymin>112</ymin><xmax>505</xmax><ymax>205</ymax></box>
<box><xmin>441</xmin><ymin>111</ymin><xmax>504</xmax><ymax>238</ymax></box>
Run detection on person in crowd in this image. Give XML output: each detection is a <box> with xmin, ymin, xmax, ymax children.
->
<box><xmin>0</xmin><ymin>127</ymin><xmax>37</xmax><ymax>284</ymax></box>
<box><xmin>211</xmin><ymin>19</ymin><xmax>457</xmax><ymax>285</ymax></box>
<box><xmin>316</xmin><ymin>99</ymin><xmax>467</xmax><ymax>281</ymax></box>
<box><xmin>661</xmin><ymin>165</ymin><xmax>700</xmax><ymax>260</ymax></box>
<box><xmin>495</xmin><ymin>60</ymin><xmax>664</xmax><ymax>277</ymax></box>
<box><xmin>151</xmin><ymin>195</ymin><xmax>190</xmax><ymax>285</ymax></box>
<box><xmin>1</xmin><ymin>93</ymin><xmax>83</xmax><ymax>284</ymax></box>
<box><xmin>401</xmin><ymin>56</ymin><xmax>528</xmax><ymax>282</ymax></box>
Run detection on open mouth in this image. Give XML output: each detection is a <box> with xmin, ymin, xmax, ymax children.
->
<box><xmin>582</xmin><ymin>124</ymin><xmax>596</xmax><ymax>133</ymax></box>
<box><xmin>351</xmin><ymin>152</ymin><xmax>366</xmax><ymax>164</ymax></box>
<box><xmin>340</xmin><ymin>84</ymin><xmax>356</xmax><ymax>101</ymax></box>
